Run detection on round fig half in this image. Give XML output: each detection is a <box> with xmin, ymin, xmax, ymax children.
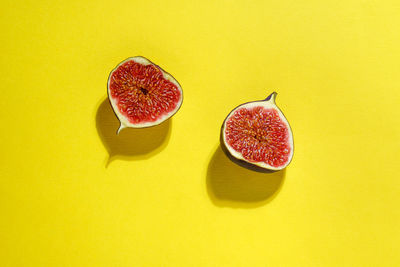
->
<box><xmin>221</xmin><ymin>92</ymin><xmax>294</xmax><ymax>172</ymax></box>
<box><xmin>107</xmin><ymin>56</ymin><xmax>183</xmax><ymax>133</ymax></box>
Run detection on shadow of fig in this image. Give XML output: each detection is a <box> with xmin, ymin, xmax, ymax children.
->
<box><xmin>207</xmin><ymin>145</ymin><xmax>286</xmax><ymax>208</ymax></box>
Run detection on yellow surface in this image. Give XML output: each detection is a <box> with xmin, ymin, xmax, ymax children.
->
<box><xmin>1</xmin><ymin>0</ymin><xmax>399</xmax><ymax>266</ymax></box>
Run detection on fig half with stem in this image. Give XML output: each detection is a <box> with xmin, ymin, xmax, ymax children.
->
<box><xmin>107</xmin><ymin>56</ymin><xmax>183</xmax><ymax>134</ymax></box>
<box><xmin>221</xmin><ymin>92</ymin><xmax>294</xmax><ymax>172</ymax></box>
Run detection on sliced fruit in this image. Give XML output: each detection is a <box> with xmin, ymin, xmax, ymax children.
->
<box><xmin>221</xmin><ymin>92</ymin><xmax>294</xmax><ymax>171</ymax></box>
<box><xmin>107</xmin><ymin>56</ymin><xmax>183</xmax><ymax>133</ymax></box>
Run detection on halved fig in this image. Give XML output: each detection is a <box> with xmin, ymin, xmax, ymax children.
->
<box><xmin>221</xmin><ymin>92</ymin><xmax>294</xmax><ymax>172</ymax></box>
<box><xmin>107</xmin><ymin>56</ymin><xmax>183</xmax><ymax>133</ymax></box>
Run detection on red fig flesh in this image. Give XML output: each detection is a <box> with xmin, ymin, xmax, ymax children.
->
<box><xmin>107</xmin><ymin>56</ymin><xmax>183</xmax><ymax>133</ymax></box>
<box><xmin>221</xmin><ymin>92</ymin><xmax>294</xmax><ymax>171</ymax></box>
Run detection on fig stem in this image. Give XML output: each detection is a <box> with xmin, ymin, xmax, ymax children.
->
<box><xmin>265</xmin><ymin>92</ymin><xmax>277</xmax><ymax>102</ymax></box>
<box><xmin>117</xmin><ymin>124</ymin><xmax>126</xmax><ymax>135</ymax></box>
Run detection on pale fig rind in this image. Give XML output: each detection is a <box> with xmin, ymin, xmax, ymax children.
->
<box><xmin>107</xmin><ymin>56</ymin><xmax>183</xmax><ymax>133</ymax></box>
<box><xmin>220</xmin><ymin>92</ymin><xmax>294</xmax><ymax>172</ymax></box>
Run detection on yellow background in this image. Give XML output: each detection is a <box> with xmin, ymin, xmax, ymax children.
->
<box><xmin>1</xmin><ymin>0</ymin><xmax>399</xmax><ymax>266</ymax></box>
